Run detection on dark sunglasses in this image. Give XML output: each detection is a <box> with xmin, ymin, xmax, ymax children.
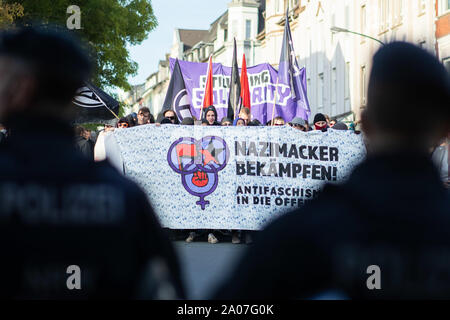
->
<box><xmin>167</xmin><ymin>116</ymin><xmax>175</xmax><ymax>120</ymax></box>
<box><xmin>118</xmin><ymin>122</ymin><xmax>129</xmax><ymax>128</ymax></box>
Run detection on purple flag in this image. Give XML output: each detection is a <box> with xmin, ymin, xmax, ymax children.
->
<box><xmin>169</xmin><ymin>58</ymin><xmax>309</xmax><ymax>125</ymax></box>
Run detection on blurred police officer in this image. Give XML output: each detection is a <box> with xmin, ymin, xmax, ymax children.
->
<box><xmin>0</xmin><ymin>27</ymin><xmax>185</xmax><ymax>299</ymax></box>
<box><xmin>214</xmin><ymin>42</ymin><xmax>450</xmax><ymax>299</ymax></box>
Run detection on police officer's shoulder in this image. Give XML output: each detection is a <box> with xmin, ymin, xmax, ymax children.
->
<box><xmin>93</xmin><ymin>160</ymin><xmax>135</xmax><ymax>186</ymax></box>
<box><xmin>270</xmin><ymin>183</ymin><xmax>352</xmax><ymax>238</ymax></box>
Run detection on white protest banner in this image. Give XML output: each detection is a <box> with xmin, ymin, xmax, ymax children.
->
<box><xmin>112</xmin><ymin>125</ymin><xmax>366</xmax><ymax>230</ymax></box>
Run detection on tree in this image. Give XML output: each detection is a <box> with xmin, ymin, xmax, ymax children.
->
<box><xmin>7</xmin><ymin>0</ymin><xmax>157</xmax><ymax>90</ymax></box>
<box><xmin>0</xmin><ymin>0</ymin><xmax>23</xmax><ymax>27</ymax></box>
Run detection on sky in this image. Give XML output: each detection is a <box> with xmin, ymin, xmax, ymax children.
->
<box><xmin>127</xmin><ymin>0</ymin><xmax>230</xmax><ymax>86</ymax></box>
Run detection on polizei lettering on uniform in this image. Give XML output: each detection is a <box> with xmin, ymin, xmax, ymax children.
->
<box><xmin>0</xmin><ymin>183</ymin><xmax>125</xmax><ymax>224</ymax></box>
<box><xmin>235</xmin><ymin>141</ymin><xmax>339</xmax><ymax>181</ymax></box>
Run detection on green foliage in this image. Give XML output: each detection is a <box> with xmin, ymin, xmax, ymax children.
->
<box><xmin>8</xmin><ymin>0</ymin><xmax>157</xmax><ymax>90</ymax></box>
<box><xmin>0</xmin><ymin>0</ymin><xmax>23</xmax><ymax>27</ymax></box>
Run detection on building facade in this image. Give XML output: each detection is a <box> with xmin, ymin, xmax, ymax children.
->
<box><xmin>123</xmin><ymin>0</ymin><xmax>440</xmax><ymax>124</ymax></box>
<box><xmin>122</xmin><ymin>0</ymin><xmax>265</xmax><ymax>117</ymax></box>
<box><xmin>259</xmin><ymin>0</ymin><xmax>437</xmax><ymax>123</ymax></box>
<box><xmin>436</xmin><ymin>0</ymin><xmax>450</xmax><ymax>72</ymax></box>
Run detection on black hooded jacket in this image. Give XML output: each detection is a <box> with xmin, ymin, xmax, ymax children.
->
<box><xmin>203</xmin><ymin>105</ymin><xmax>221</xmax><ymax>126</ymax></box>
<box><xmin>214</xmin><ymin>152</ymin><xmax>450</xmax><ymax>299</ymax></box>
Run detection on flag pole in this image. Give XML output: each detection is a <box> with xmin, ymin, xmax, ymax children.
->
<box><xmin>90</xmin><ymin>89</ymin><xmax>120</xmax><ymax>120</ymax></box>
<box><xmin>201</xmin><ymin>55</ymin><xmax>212</xmax><ymax>119</ymax></box>
<box><xmin>271</xmin><ymin>78</ymin><xmax>279</xmax><ymax>125</ymax></box>
<box><xmin>233</xmin><ymin>97</ymin><xmax>241</xmax><ymax>120</ymax></box>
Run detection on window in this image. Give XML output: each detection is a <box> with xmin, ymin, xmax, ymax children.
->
<box><xmin>246</xmin><ymin>20</ymin><xmax>251</xmax><ymax>40</ymax></box>
<box><xmin>379</xmin><ymin>0</ymin><xmax>390</xmax><ymax>32</ymax></box>
<box><xmin>439</xmin><ymin>0</ymin><xmax>450</xmax><ymax>15</ymax></box>
<box><xmin>345</xmin><ymin>62</ymin><xmax>350</xmax><ymax>111</ymax></box>
<box><xmin>392</xmin><ymin>0</ymin><xmax>403</xmax><ymax>27</ymax></box>
<box><xmin>345</xmin><ymin>5</ymin><xmax>350</xmax><ymax>29</ymax></box>
<box><xmin>289</xmin><ymin>0</ymin><xmax>299</xmax><ymax>9</ymax></box>
<box><xmin>361</xmin><ymin>5</ymin><xmax>366</xmax><ymax>40</ymax></box>
<box><xmin>418</xmin><ymin>0</ymin><xmax>426</xmax><ymax>15</ymax></box>
<box><xmin>318</xmin><ymin>73</ymin><xmax>324</xmax><ymax>110</ymax></box>
<box><xmin>361</xmin><ymin>66</ymin><xmax>366</xmax><ymax>106</ymax></box>
<box><xmin>275</xmin><ymin>0</ymin><xmax>283</xmax><ymax>14</ymax></box>
<box><xmin>331</xmin><ymin>67</ymin><xmax>337</xmax><ymax>115</ymax></box>
<box><xmin>232</xmin><ymin>20</ymin><xmax>238</xmax><ymax>38</ymax></box>
<box><xmin>331</xmin><ymin>14</ymin><xmax>336</xmax><ymax>44</ymax></box>
<box><xmin>224</xmin><ymin>28</ymin><xmax>228</xmax><ymax>42</ymax></box>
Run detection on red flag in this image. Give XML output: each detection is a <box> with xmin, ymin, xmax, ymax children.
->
<box><xmin>202</xmin><ymin>56</ymin><xmax>214</xmax><ymax>119</ymax></box>
<box><xmin>240</xmin><ymin>54</ymin><xmax>251</xmax><ymax>111</ymax></box>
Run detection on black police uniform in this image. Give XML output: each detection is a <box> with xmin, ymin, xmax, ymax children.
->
<box><xmin>214</xmin><ymin>152</ymin><xmax>450</xmax><ymax>299</ymax></box>
<box><xmin>0</xmin><ymin>118</ymin><xmax>185</xmax><ymax>299</ymax></box>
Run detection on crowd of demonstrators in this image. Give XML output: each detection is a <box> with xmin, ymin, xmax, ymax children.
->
<box><xmin>3</xmin><ymin>27</ymin><xmax>449</xmax><ymax>302</ymax></box>
<box><xmin>214</xmin><ymin>42</ymin><xmax>450</xmax><ymax>299</ymax></box>
<box><xmin>0</xmin><ymin>26</ymin><xmax>186</xmax><ymax>299</ymax></box>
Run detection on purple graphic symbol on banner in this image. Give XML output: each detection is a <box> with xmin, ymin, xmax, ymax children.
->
<box><xmin>167</xmin><ymin>136</ymin><xmax>229</xmax><ymax>210</ymax></box>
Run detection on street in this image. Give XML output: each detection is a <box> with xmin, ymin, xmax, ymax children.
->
<box><xmin>174</xmin><ymin>241</ymin><xmax>249</xmax><ymax>299</ymax></box>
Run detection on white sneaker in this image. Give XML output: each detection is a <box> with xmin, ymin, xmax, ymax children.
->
<box><xmin>208</xmin><ymin>233</ymin><xmax>218</xmax><ymax>244</ymax></box>
<box><xmin>185</xmin><ymin>232</ymin><xmax>196</xmax><ymax>243</ymax></box>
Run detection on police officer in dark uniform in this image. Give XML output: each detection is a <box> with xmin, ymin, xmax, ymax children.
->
<box><xmin>214</xmin><ymin>42</ymin><xmax>450</xmax><ymax>299</ymax></box>
<box><xmin>0</xmin><ymin>27</ymin><xmax>185</xmax><ymax>299</ymax></box>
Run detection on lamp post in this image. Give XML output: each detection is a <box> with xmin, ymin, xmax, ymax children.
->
<box><xmin>330</xmin><ymin>26</ymin><xmax>385</xmax><ymax>46</ymax></box>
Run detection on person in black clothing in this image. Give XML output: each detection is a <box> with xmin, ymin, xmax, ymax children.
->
<box><xmin>0</xmin><ymin>26</ymin><xmax>185</xmax><ymax>299</ymax></box>
<box><xmin>74</xmin><ymin>125</ymin><xmax>93</xmax><ymax>160</ymax></box>
<box><xmin>203</xmin><ymin>105</ymin><xmax>221</xmax><ymax>126</ymax></box>
<box><xmin>213</xmin><ymin>42</ymin><xmax>450</xmax><ymax>299</ymax></box>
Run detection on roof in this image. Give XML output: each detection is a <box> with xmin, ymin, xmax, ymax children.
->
<box><xmin>207</xmin><ymin>11</ymin><xmax>227</xmax><ymax>42</ymax></box>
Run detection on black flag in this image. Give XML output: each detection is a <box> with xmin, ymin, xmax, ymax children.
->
<box><xmin>72</xmin><ymin>82</ymin><xmax>119</xmax><ymax>124</ymax></box>
<box><xmin>278</xmin><ymin>6</ymin><xmax>310</xmax><ymax>120</ymax></box>
<box><xmin>161</xmin><ymin>58</ymin><xmax>193</xmax><ymax>122</ymax></box>
<box><xmin>227</xmin><ymin>38</ymin><xmax>241</xmax><ymax>120</ymax></box>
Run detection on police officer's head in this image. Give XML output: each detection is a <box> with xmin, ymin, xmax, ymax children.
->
<box><xmin>362</xmin><ymin>42</ymin><xmax>450</xmax><ymax>153</ymax></box>
<box><xmin>0</xmin><ymin>26</ymin><xmax>91</xmax><ymax>124</ymax></box>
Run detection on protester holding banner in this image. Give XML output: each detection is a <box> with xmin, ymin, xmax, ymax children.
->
<box><xmin>163</xmin><ymin>109</ymin><xmax>180</xmax><ymax>124</ymax></box>
<box><xmin>238</xmin><ymin>107</ymin><xmax>251</xmax><ymax>125</ymax></box>
<box><xmin>204</xmin><ymin>105</ymin><xmax>221</xmax><ymax>126</ymax></box>
<box><xmin>213</xmin><ymin>42</ymin><xmax>450</xmax><ymax>300</ymax></box>
<box><xmin>221</xmin><ymin>118</ymin><xmax>232</xmax><ymax>126</ymax></box>
<box><xmin>233</xmin><ymin>118</ymin><xmax>245</xmax><ymax>126</ymax></box>
<box><xmin>94</xmin><ymin>124</ymin><xmax>115</xmax><ymax>162</ymax></box>
<box><xmin>313</xmin><ymin>113</ymin><xmax>328</xmax><ymax>132</ymax></box>
<box><xmin>136</xmin><ymin>107</ymin><xmax>154</xmax><ymax>125</ymax></box>
<box><xmin>288</xmin><ymin>117</ymin><xmax>307</xmax><ymax>131</ymax></box>
<box><xmin>116</xmin><ymin>117</ymin><xmax>132</xmax><ymax>128</ymax></box>
<box><xmin>272</xmin><ymin>116</ymin><xmax>286</xmax><ymax>126</ymax></box>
